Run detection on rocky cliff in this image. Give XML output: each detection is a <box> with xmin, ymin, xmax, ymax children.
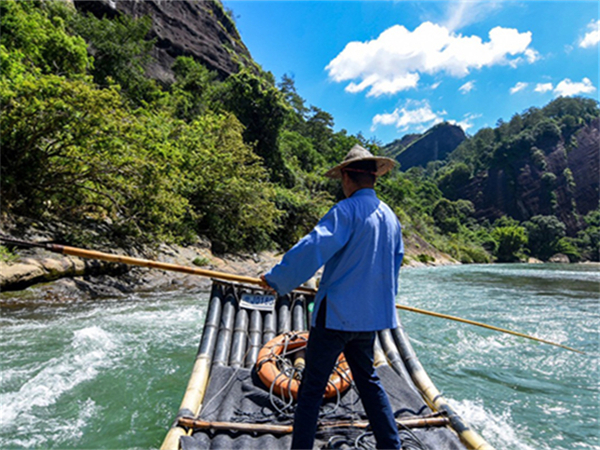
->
<box><xmin>455</xmin><ymin>119</ymin><xmax>599</xmax><ymax>234</ymax></box>
<box><xmin>382</xmin><ymin>123</ymin><xmax>466</xmax><ymax>171</ymax></box>
<box><xmin>73</xmin><ymin>0</ymin><xmax>252</xmax><ymax>84</ymax></box>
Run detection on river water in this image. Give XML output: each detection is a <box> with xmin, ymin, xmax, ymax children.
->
<box><xmin>1</xmin><ymin>264</ymin><xmax>598</xmax><ymax>449</ymax></box>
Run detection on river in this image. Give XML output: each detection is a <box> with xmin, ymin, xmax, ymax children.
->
<box><xmin>1</xmin><ymin>264</ymin><xmax>598</xmax><ymax>449</ymax></box>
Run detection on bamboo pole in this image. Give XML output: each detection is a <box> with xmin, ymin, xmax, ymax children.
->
<box><xmin>177</xmin><ymin>416</ymin><xmax>450</xmax><ymax>435</ymax></box>
<box><xmin>0</xmin><ymin>237</ymin><xmax>585</xmax><ymax>354</ymax></box>
<box><xmin>0</xmin><ymin>237</ymin><xmax>314</xmax><ymax>295</ymax></box>
<box><xmin>396</xmin><ymin>304</ymin><xmax>585</xmax><ymax>354</ymax></box>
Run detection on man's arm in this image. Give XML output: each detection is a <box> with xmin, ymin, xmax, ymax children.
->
<box><xmin>262</xmin><ymin>204</ymin><xmax>352</xmax><ymax>296</ymax></box>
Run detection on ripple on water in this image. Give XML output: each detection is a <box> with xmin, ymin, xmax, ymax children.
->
<box><xmin>0</xmin><ymin>326</ymin><xmax>117</xmax><ymax>438</ymax></box>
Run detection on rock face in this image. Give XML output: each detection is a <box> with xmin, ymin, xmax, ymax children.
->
<box><xmin>455</xmin><ymin>119</ymin><xmax>599</xmax><ymax>234</ymax></box>
<box><xmin>383</xmin><ymin>123</ymin><xmax>466</xmax><ymax>171</ymax></box>
<box><xmin>73</xmin><ymin>0</ymin><xmax>252</xmax><ymax>84</ymax></box>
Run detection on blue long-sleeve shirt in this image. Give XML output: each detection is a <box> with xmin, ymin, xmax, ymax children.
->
<box><xmin>265</xmin><ymin>188</ymin><xmax>403</xmax><ymax>332</ymax></box>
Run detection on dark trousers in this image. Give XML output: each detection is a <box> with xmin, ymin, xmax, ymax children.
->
<box><xmin>290</xmin><ymin>324</ymin><xmax>401</xmax><ymax>449</ymax></box>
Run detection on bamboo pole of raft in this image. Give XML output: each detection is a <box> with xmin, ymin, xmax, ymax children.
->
<box><xmin>0</xmin><ymin>238</ymin><xmax>315</xmax><ymax>295</ymax></box>
<box><xmin>177</xmin><ymin>416</ymin><xmax>450</xmax><ymax>435</ymax></box>
<box><xmin>395</xmin><ymin>304</ymin><xmax>585</xmax><ymax>354</ymax></box>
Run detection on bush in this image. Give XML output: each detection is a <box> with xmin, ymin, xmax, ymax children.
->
<box><xmin>491</xmin><ymin>225</ymin><xmax>528</xmax><ymax>262</ymax></box>
<box><xmin>0</xmin><ymin>0</ymin><xmax>89</xmax><ymax>78</ymax></box>
<box><xmin>417</xmin><ymin>253</ymin><xmax>435</xmax><ymax>264</ymax></box>
<box><xmin>525</xmin><ymin>215</ymin><xmax>567</xmax><ymax>261</ymax></box>
<box><xmin>556</xmin><ymin>237</ymin><xmax>581</xmax><ymax>262</ymax></box>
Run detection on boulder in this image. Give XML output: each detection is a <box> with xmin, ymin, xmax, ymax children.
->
<box><xmin>549</xmin><ymin>253</ymin><xmax>570</xmax><ymax>263</ymax></box>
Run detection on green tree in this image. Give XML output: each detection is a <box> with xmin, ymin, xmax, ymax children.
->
<box><xmin>577</xmin><ymin>209</ymin><xmax>600</xmax><ymax>261</ymax></box>
<box><xmin>170</xmin><ymin>56</ymin><xmax>218</xmax><ymax>121</ymax></box>
<box><xmin>432</xmin><ymin>198</ymin><xmax>463</xmax><ymax>233</ymax></box>
<box><xmin>1</xmin><ymin>73</ymin><xmax>190</xmax><ymax>242</ymax></box>
<box><xmin>524</xmin><ymin>215</ymin><xmax>567</xmax><ymax>260</ymax></box>
<box><xmin>0</xmin><ymin>0</ymin><xmax>89</xmax><ymax>78</ymax></box>
<box><xmin>220</xmin><ymin>68</ymin><xmax>290</xmax><ymax>184</ymax></box>
<box><xmin>278</xmin><ymin>74</ymin><xmax>309</xmax><ymax>133</ymax></box>
<box><xmin>178</xmin><ymin>112</ymin><xmax>282</xmax><ymax>253</ymax></box>
<box><xmin>71</xmin><ymin>11</ymin><xmax>161</xmax><ymax>105</ymax></box>
<box><xmin>533</xmin><ymin>118</ymin><xmax>562</xmax><ymax>149</ymax></box>
<box><xmin>437</xmin><ymin>163</ymin><xmax>471</xmax><ymax>200</ymax></box>
<box><xmin>492</xmin><ymin>225</ymin><xmax>528</xmax><ymax>262</ymax></box>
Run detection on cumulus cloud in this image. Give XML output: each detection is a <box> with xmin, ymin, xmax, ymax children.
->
<box><xmin>580</xmin><ymin>19</ymin><xmax>600</xmax><ymax>48</ymax></box>
<box><xmin>510</xmin><ymin>82</ymin><xmax>528</xmax><ymax>94</ymax></box>
<box><xmin>535</xmin><ymin>83</ymin><xmax>553</xmax><ymax>93</ymax></box>
<box><xmin>553</xmin><ymin>78</ymin><xmax>596</xmax><ymax>96</ymax></box>
<box><xmin>326</xmin><ymin>22</ymin><xmax>537</xmax><ymax>97</ymax></box>
<box><xmin>459</xmin><ymin>80</ymin><xmax>475</xmax><ymax>94</ymax></box>
<box><xmin>371</xmin><ymin>100</ymin><xmax>445</xmax><ymax>132</ymax></box>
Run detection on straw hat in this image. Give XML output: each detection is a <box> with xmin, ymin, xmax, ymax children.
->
<box><xmin>325</xmin><ymin>144</ymin><xmax>396</xmax><ymax>179</ymax></box>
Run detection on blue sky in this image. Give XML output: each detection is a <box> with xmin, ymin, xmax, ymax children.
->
<box><xmin>222</xmin><ymin>1</ymin><xmax>600</xmax><ymax>145</ymax></box>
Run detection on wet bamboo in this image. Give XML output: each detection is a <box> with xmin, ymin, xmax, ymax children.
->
<box><xmin>177</xmin><ymin>416</ymin><xmax>450</xmax><ymax>434</ymax></box>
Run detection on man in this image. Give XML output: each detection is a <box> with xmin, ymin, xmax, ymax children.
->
<box><xmin>261</xmin><ymin>144</ymin><xmax>403</xmax><ymax>450</ymax></box>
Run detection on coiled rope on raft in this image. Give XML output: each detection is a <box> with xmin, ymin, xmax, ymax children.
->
<box><xmin>255</xmin><ymin>331</ymin><xmax>353</xmax><ymax>414</ymax></box>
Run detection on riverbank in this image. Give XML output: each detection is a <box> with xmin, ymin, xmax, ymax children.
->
<box><xmin>0</xmin><ymin>216</ymin><xmax>457</xmax><ymax>298</ymax></box>
<box><xmin>0</xmin><ymin>237</ymin><xmax>456</xmax><ymax>300</ymax></box>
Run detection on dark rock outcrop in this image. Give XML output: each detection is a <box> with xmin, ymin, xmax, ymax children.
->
<box><xmin>454</xmin><ymin>119</ymin><xmax>599</xmax><ymax>234</ymax></box>
<box><xmin>382</xmin><ymin>123</ymin><xmax>466</xmax><ymax>171</ymax></box>
<box><xmin>73</xmin><ymin>0</ymin><xmax>252</xmax><ymax>84</ymax></box>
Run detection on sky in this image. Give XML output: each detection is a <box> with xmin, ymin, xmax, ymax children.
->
<box><xmin>221</xmin><ymin>0</ymin><xmax>599</xmax><ymax>145</ymax></box>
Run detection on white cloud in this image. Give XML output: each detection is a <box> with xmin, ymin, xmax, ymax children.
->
<box><xmin>535</xmin><ymin>82</ymin><xmax>553</xmax><ymax>93</ymax></box>
<box><xmin>371</xmin><ymin>100</ymin><xmax>445</xmax><ymax>132</ymax></box>
<box><xmin>580</xmin><ymin>20</ymin><xmax>600</xmax><ymax>48</ymax></box>
<box><xmin>510</xmin><ymin>82</ymin><xmax>528</xmax><ymax>94</ymax></box>
<box><xmin>326</xmin><ymin>22</ymin><xmax>537</xmax><ymax>97</ymax></box>
<box><xmin>459</xmin><ymin>80</ymin><xmax>475</xmax><ymax>94</ymax></box>
<box><xmin>442</xmin><ymin>1</ymin><xmax>502</xmax><ymax>32</ymax></box>
<box><xmin>553</xmin><ymin>78</ymin><xmax>596</xmax><ymax>96</ymax></box>
<box><xmin>449</xmin><ymin>113</ymin><xmax>482</xmax><ymax>133</ymax></box>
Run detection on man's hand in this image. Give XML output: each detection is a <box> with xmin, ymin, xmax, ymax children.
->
<box><xmin>259</xmin><ymin>275</ymin><xmax>276</xmax><ymax>294</ymax></box>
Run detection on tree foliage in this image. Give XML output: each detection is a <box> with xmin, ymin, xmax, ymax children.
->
<box><xmin>71</xmin><ymin>10</ymin><xmax>161</xmax><ymax>105</ymax></box>
<box><xmin>1</xmin><ymin>0</ymin><xmax>597</xmax><ymax>263</ymax></box>
<box><xmin>492</xmin><ymin>225</ymin><xmax>528</xmax><ymax>262</ymax></box>
<box><xmin>524</xmin><ymin>215</ymin><xmax>567</xmax><ymax>261</ymax></box>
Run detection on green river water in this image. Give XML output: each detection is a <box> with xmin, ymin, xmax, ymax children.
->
<box><xmin>1</xmin><ymin>264</ymin><xmax>598</xmax><ymax>449</ymax></box>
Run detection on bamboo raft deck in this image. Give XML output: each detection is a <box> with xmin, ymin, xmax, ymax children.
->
<box><xmin>161</xmin><ymin>280</ymin><xmax>494</xmax><ymax>450</ymax></box>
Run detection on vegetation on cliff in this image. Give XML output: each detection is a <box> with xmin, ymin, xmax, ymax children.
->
<box><xmin>1</xmin><ymin>1</ymin><xmax>598</xmax><ymax>264</ymax></box>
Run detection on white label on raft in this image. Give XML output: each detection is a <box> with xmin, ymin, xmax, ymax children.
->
<box><xmin>240</xmin><ymin>293</ymin><xmax>276</xmax><ymax>311</ymax></box>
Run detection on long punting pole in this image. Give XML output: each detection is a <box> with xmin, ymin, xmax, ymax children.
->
<box><xmin>1</xmin><ymin>237</ymin><xmax>585</xmax><ymax>354</ymax></box>
<box><xmin>395</xmin><ymin>304</ymin><xmax>584</xmax><ymax>354</ymax></box>
<box><xmin>0</xmin><ymin>237</ymin><xmax>314</xmax><ymax>295</ymax></box>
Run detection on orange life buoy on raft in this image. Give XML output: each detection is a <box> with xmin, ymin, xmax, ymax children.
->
<box><xmin>255</xmin><ymin>331</ymin><xmax>353</xmax><ymax>401</ymax></box>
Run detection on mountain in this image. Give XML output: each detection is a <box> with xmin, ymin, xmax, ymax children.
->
<box><xmin>73</xmin><ymin>0</ymin><xmax>252</xmax><ymax>84</ymax></box>
<box><xmin>440</xmin><ymin>97</ymin><xmax>599</xmax><ymax>235</ymax></box>
<box><xmin>382</xmin><ymin>122</ymin><xmax>466</xmax><ymax>171</ymax></box>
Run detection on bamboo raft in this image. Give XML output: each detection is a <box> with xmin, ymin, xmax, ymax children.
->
<box><xmin>161</xmin><ymin>279</ymin><xmax>495</xmax><ymax>450</ymax></box>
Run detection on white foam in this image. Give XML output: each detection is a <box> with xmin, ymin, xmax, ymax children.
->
<box><xmin>0</xmin><ymin>326</ymin><xmax>117</xmax><ymax>429</ymax></box>
<box><xmin>448</xmin><ymin>397</ymin><xmax>543</xmax><ymax>450</ymax></box>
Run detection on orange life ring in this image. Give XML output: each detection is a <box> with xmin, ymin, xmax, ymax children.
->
<box><xmin>255</xmin><ymin>331</ymin><xmax>352</xmax><ymax>401</ymax></box>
